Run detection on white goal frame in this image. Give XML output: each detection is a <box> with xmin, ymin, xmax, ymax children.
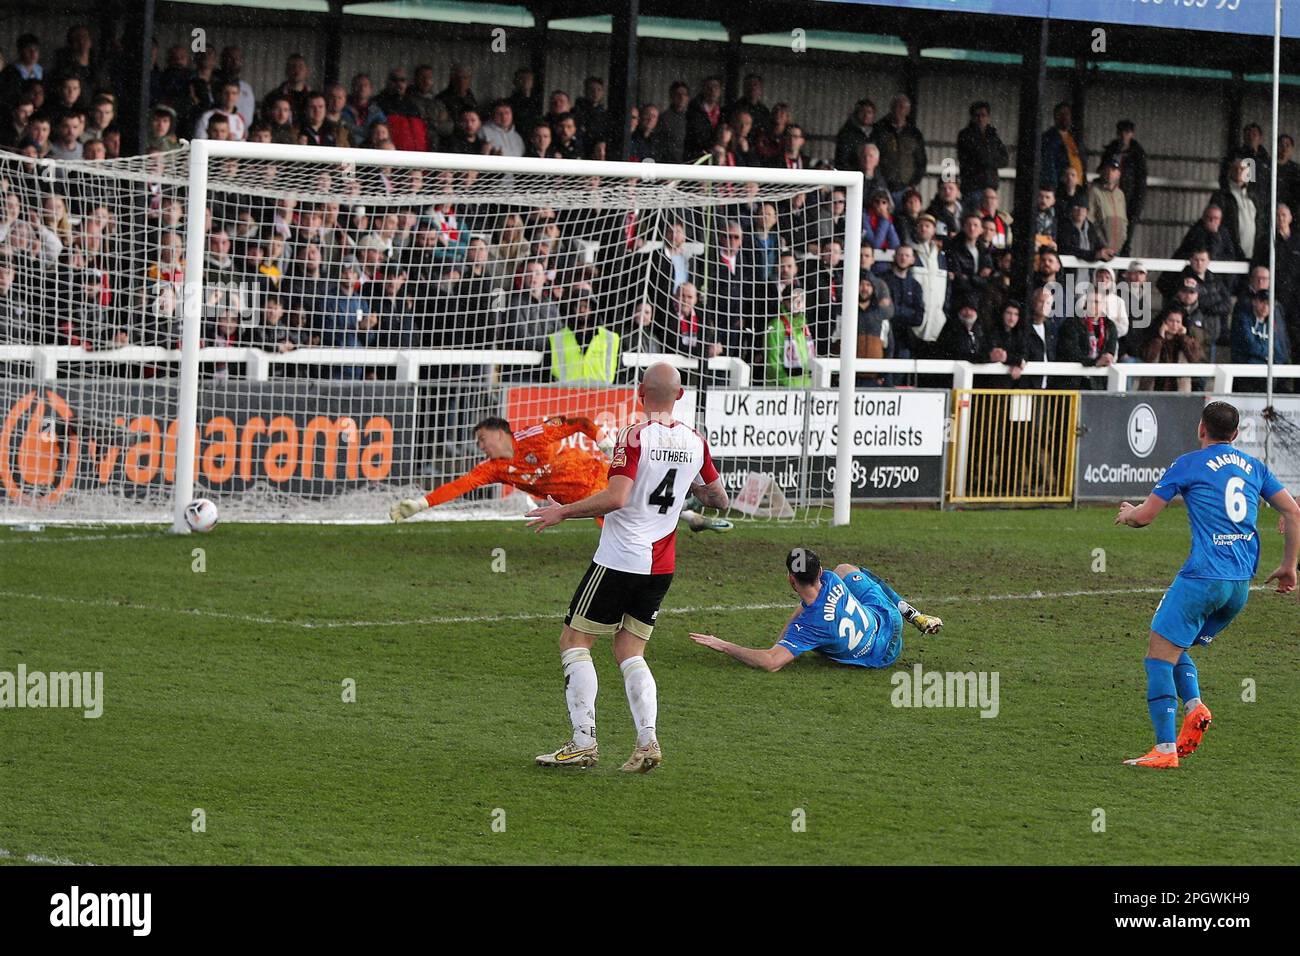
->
<box><xmin>169</xmin><ymin>140</ymin><xmax>864</xmax><ymax>531</ymax></box>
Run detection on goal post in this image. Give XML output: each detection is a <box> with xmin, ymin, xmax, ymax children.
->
<box><xmin>0</xmin><ymin>141</ymin><xmax>864</xmax><ymax>527</ymax></box>
<box><xmin>835</xmin><ymin>170</ymin><xmax>863</xmax><ymax>527</ymax></box>
<box><xmin>172</xmin><ymin>145</ymin><xmax>209</xmax><ymax>533</ymax></box>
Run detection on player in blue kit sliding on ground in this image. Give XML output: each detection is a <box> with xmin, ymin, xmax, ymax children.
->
<box><xmin>689</xmin><ymin>547</ymin><xmax>943</xmax><ymax>671</ymax></box>
<box><xmin>1115</xmin><ymin>401</ymin><xmax>1300</xmax><ymax>769</ymax></box>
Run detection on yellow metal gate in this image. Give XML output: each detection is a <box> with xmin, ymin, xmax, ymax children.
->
<box><xmin>947</xmin><ymin>390</ymin><xmax>1079</xmax><ymax>504</ymax></box>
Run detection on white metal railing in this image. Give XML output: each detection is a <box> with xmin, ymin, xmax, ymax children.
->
<box><xmin>922</xmin><ymin>162</ymin><xmax>1225</xmax><ymax>195</ymax></box>
<box><xmin>870</xmin><ymin>246</ymin><xmax>1250</xmax><ymax>275</ymax></box>
<box><xmin>874</xmin><ymin>165</ymin><xmax>1249</xmax><ymax>274</ymax></box>
<box><xmin>0</xmin><ymin>346</ymin><xmax>755</xmax><ymax>387</ymax></box>
<box><xmin>811</xmin><ymin>357</ymin><xmax>1300</xmax><ymax>393</ymax></box>
<box><xmin>5</xmin><ymin>345</ymin><xmax>1296</xmax><ymax>395</ymax></box>
<box><xmin>620</xmin><ymin>351</ymin><xmax>752</xmax><ymax>387</ymax></box>
<box><xmin>1055</xmin><ymin>254</ymin><xmax>1250</xmax><ymax>275</ymax></box>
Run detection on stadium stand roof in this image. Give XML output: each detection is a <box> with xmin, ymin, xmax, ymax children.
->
<box><xmin>162</xmin><ymin>0</ymin><xmax>1300</xmax><ymax>69</ymax></box>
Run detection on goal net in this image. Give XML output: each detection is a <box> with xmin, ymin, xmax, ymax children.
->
<box><xmin>0</xmin><ymin>142</ymin><xmax>864</xmax><ymax>527</ymax></box>
<box><xmin>1227</xmin><ymin>396</ymin><xmax>1300</xmax><ymax>495</ymax></box>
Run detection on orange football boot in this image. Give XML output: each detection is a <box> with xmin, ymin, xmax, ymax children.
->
<box><xmin>1177</xmin><ymin>703</ymin><xmax>1213</xmax><ymax>758</ymax></box>
<box><xmin>1122</xmin><ymin>748</ymin><xmax>1180</xmax><ymax>769</ymax></box>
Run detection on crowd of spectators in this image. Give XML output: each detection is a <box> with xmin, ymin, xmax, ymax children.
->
<box><xmin>0</xmin><ymin>24</ymin><xmax>1297</xmax><ymax>391</ymax></box>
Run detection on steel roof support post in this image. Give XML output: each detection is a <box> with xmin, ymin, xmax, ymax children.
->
<box><xmin>1011</xmin><ymin>17</ymin><xmax>1049</xmax><ymax>312</ymax></box>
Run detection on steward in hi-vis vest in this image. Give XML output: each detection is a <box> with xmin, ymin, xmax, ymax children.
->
<box><xmin>550</xmin><ymin>325</ymin><xmax>621</xmax><ymax>385</ymax></box>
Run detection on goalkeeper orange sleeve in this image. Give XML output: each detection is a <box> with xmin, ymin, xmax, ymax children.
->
<box><xmin>423</xmin><ymin>460</ymin><xmax>505</xmax><ymax>507</ymax></box>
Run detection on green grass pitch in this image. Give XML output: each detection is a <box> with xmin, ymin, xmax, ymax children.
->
<box><xmin>1</xmin><ymin>507</ymin><xmax>1296</xmax><ymax>865</ymax></box>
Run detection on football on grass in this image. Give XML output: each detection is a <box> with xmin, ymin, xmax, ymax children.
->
<box><xmin>184</xmin><ymin>498</ymin><xmax>219</xmax><ymax>533</ymax></box>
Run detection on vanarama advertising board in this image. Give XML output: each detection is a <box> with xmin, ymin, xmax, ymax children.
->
<box><xmin>0</xmin><ymin>380</ymin><xmax>416</xmax><ymax>512</ymax></box>
<box><xmin>703</xmin><ymin>389</ymin><xmax>948</xmax><ymax>502</ymax></box>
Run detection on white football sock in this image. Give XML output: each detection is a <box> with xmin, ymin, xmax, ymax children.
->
<box><xmin>561</xmin><ymin>647</ymin><xmax>597</xmax><ymax>748</ymax></box>
<box><xmin>1184</xmin><ymin>697</ymin><xmax>1202</xmax><ymax>712</ymax></box>
<box><xmin>620</xmin><ymin>655</ymin><xmax>658</xmax><ymax>748</ymax></box>
<box><xmin>1155</xmin><ymin>742</ymin><xmax>1177</xmax><ymax>754</ymax></box>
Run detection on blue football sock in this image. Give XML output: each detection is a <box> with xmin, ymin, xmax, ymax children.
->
<box><xmin>1174</xmin><ymin>652</ymin><xmax>1201</xmax><ymax>707</ymax></box>
<box><xmin>1144</xmin><ymin>658</ymin><xmax>1178</xmax><ymax>745</ymax></box>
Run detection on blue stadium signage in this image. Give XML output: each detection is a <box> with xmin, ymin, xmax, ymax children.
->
<box><xmin>826</xmin><ymin>0</ymin><xmax>1298</xmax><ymax>40</ymax></box>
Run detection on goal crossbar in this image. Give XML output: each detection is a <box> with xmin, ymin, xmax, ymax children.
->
<box><xmin>189</xmin><ymin>139</ymin><xmax>863</xmax><ymax>191</ymax></box>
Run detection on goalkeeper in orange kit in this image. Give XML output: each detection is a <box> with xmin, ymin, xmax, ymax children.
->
<box><xmin>390</xmin><ymin>415</ymin><xmax>733</xmax><ymax>532</ymax></box>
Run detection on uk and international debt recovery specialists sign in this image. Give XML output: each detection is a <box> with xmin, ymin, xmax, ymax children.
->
<box><xmin>702</xmin><ymin>388</ymin><xmax>949</xmax><ymax>502</ymax></box>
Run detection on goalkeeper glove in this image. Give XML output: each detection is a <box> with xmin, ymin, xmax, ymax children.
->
<box><xmin>597</xmin><ymin>435</ymin><xmax>615</xmax><ymax>458</ymax></box>
<box><xmin>391</xmin><ymin>497</ymin><xmax>430</xmax><ymax>522</ymax></box>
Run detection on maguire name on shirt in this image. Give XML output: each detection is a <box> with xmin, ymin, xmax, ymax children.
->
<box><xmin>1204</xmin><ymin>451</ymin><xmax>1254</xmax><ymax>475</ymax></box>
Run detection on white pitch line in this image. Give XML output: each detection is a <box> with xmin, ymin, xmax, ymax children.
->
<box><xmin>0</xmin><ymin>523</ymin><xmax>601</xmax><ymax>544</ymax></box>
<box><xmin>23</xmin><ymin>852</ymin><xmax>89</xmax><ymax>866</ymax></box>
<box><xmin>0</xmin><ymin>590</ymin><xmax>290</xmax><ymax>627</ymax></box>
<box><xmin>0</xmin><ymin>532</ymin><xmax>164</xmax><ymax>546</ymax></box>
<box><xmin>1</xmin><ymin>583</ymin><xmax>1271</xmax><ymax>631</ymax></box>
<box><xmin>0</xmin><ymin>846</ymin><xmax>94</xmax><ymax>866</ymax></box>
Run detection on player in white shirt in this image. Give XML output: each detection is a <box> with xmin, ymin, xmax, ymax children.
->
<box><xmin>525</xmin><ymin>363</ymin><xmax>729</xmax><ymax>772</ymax></box>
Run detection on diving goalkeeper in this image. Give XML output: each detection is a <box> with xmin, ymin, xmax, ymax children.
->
<box><xmin>391</xmin><ymin>415</ymin><xmax>734</xmax><ymax>532</ymax></box>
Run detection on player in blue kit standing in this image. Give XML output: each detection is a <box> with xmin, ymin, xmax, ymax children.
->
<box><xmin>1115</xmin><ymin>401</ymin><xmax>1300</xmax><ymax>769</ymax></box>
<box><xmin>689</xmin><ymin>547</ymin><xmax>943</xmax><ymax>671</ymax></box>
